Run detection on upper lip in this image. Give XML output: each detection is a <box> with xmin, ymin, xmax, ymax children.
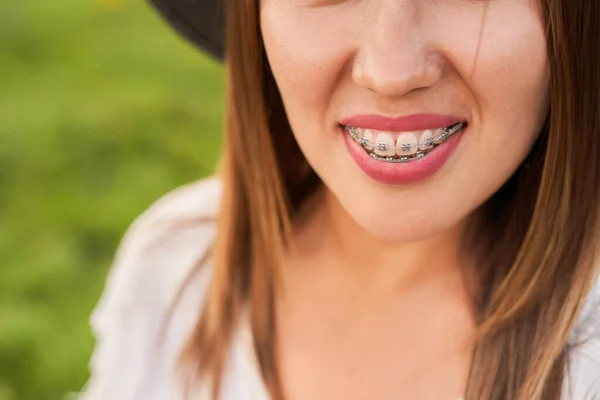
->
<box><xmin>339</xmin><ymin>113</ymin><xmax>466</xmax><ymax>132</ymax></box>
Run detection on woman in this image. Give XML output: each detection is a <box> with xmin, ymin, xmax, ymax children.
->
<box><xmin>81</xmin><ymin>0</ymin><xmax>600</xmax><ymax>399</ymax></box>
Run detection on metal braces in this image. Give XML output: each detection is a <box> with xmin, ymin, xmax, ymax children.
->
<box><xmin>346</xmin><ymin>122</ymin><xmax>466</xmax><ymax>163</ymax></box>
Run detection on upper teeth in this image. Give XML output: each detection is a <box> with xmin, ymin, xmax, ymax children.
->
<box><xmin>347</xmin><ymin>123</ymin><xmax>463</xmax><ymax>157</ymax></box>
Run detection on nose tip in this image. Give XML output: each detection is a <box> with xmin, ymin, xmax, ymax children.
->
<box><xmin>352</xmin><ymin>49</ymin><xmax>442</xmax><ymax>97</ymax></box>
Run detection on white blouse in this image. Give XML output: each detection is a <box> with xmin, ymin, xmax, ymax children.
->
<box><xmin>79</xmin><ymin>177</ymin><xmax>600</xmax><ymax>400</ymax></box>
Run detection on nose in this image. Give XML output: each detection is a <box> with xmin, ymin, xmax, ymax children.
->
<box><xmin>352</xmin><ymin>2</ymin><xmax>442</xmax><ymax>97</ymax></box>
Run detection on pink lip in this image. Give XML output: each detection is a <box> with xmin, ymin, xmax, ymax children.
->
<box><xmin>339</xmin><ymin>113</ymin><xmax>465</xmax><ymax>132</ymax></box>
<box><xmin>340</xmin><ymin>124</ymin><xmax>466</xmax><ymax>185</ymax></box>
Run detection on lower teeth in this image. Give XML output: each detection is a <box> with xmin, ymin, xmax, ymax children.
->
<box><xmin>369</xmin><ymin>151</ymin><xmax>427</xmax><ymax>163</ymax></box>
<box><xmin>347</xmin><ymin>122</ymin><xmax>466</xmax><ymax>163</ymax></box>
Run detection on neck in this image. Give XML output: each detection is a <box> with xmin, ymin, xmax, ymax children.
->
<box><xmin>290</xmin><ymin>187</ymin><xmax>473</xmax><ymax>296</ymax></box>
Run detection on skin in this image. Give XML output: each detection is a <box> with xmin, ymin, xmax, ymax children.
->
<box><xmin>260</xmin><ymin>0</ymin><xmax>550</xmax><ymax>399</ymax></box>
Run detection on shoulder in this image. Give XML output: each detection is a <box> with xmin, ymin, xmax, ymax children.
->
<box><xmin>98</xmin><ymin>176</ymin><xmax>222</xmax><ymax>309</ymax></box>
<box><xmin>566</xmin><ymin>278</ymin><xmax>600</xmax><ymax>399</ymax></box>
<box><xmin>81</xmin><ymin>177</ymin><xmax>223</xmax><ymax>399</ymax></box>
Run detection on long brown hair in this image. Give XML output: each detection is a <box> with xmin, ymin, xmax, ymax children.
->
<box><xmin>178</xmin><ymin>0</ymin><xmax>600</xmax><ymax>398</ymax></box>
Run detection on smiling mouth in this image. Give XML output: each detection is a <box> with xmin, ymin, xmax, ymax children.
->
<box><xmin>342</xmin><ymin>121</ymin><xmax>467</xmax><ymax>163</ymax></box>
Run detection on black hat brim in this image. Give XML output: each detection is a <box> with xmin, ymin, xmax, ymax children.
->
<box><xmin>148</xmin><ymin>0</ymin><xmax>225</xmax><ymax>61</ymax></box>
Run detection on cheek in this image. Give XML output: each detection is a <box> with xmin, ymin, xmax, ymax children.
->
<box><xmin>446</xmin><ymin>1</ymin><xmax>550</xmax><ymax>127</ymax></box>
<box><xmin>437</xmin><ymin>1</ymin><xmax>550</xmax><ymax>193</ymax></box>
<box><xmin>260</xmin><ymin>5</ymin><xmax>356</xmax><ymax>122</ymax></box>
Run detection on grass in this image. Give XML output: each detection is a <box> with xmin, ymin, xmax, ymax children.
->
<box><xmin>0</xmin><ymin>0</ymin><xmax>224</xmax><ymax>398</ymax></box>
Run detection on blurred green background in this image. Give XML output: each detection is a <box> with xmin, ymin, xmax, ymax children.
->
<box><xmin>0</xmin><ymin>0</ymin><xmax>224</xmax><ymax>398</ymax></box>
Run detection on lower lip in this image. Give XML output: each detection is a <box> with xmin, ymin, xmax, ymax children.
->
<box><xmin>341</xmin><ymin>125</ymin><xmax>466</xmax><ymax>185</ymax></box>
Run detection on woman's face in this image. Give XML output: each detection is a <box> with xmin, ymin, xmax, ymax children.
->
<box><xmin>260</xmin><ymin>0</ymin><xmax>550</xmax><ymax>241</ymax></box>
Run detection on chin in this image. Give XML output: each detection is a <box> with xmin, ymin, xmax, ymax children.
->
<box><xmin>358</xmin><ymin>207</ymin><xmax>447</xmax><ymax>242</ymax></box>
<box><xmin>329</xmin><ymin>182</ymin><xmax>466</xmax><ymax>243</ymax></box>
